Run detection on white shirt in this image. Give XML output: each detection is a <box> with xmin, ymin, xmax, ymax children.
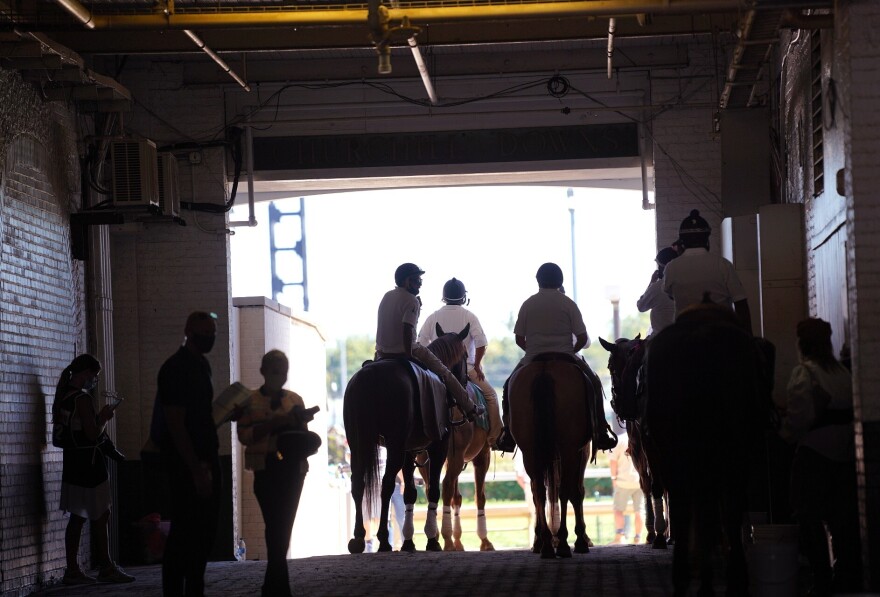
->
<box><xmin>662</xmin><ymin>248</ymin><xmax>747</xmax><ymax>317</ymax></box>
<box><xmin>417</xmin><ymin>305</ymin><xmax>488</xmax><ymax>366</ymax></box>
<box><xmin>514</xmin><ymin>288</ymin><xmax>589</xmax><ymax>362</ymax></box>
<box><xmin>376</xmin><ymin>287</ymin><xmax>421</xmax><ymax>354</ymax></box>
<box><xmin>636</xmin><ymin>278</ymin><xmax>675</xmax><ymax>335</ymax></box>
<box><xmin>609</xmin><ymin>433</ymin><xmax>640</xmax><ymax>489</ymax></box>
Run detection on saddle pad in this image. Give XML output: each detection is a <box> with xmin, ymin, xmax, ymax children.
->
<box><xmin>467</xmin><ymin>382</ymin><xmax>490</xmax><ymax>432</ymax></box>
<box><xmin>409</xmin><ymin>363</ymin><xmax>449</xmax><ymax>441</ymax></box>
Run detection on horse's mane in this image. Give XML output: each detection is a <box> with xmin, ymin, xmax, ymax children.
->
<box><xmin>427</xmin><ymin>333</ymin><xmax>466</xmax><ymax>365</ymax></box>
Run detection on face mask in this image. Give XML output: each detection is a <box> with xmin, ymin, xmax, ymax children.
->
<box><xmin>192</xmin><ymin>333</ymin><xmax>216</xmax><ymax>354</ymax></box>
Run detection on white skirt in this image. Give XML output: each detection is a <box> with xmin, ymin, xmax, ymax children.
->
<box><xmin>60</xmin><ymin>479</ymin><xmax>112</xmax><ymax>520</ymax></box>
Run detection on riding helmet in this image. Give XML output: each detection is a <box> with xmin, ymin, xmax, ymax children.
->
<box><xmin>394</xmin><ymin>262</ymin><xmax>425</xmax><ymax>286</ymax></box>
<box><xmin>442</xmin><ymin>278</ymin><xmax>467</xmax><ymax>304</ymax></box>
<box><xmin>655</xmin><ymin>247</ymin><xmax>679</xmax><ymax>266</ymax></box>
<box><xmin>536</xmin><ymin>262</ymin><xmax>564</xmax><ymax>288</ymax></box>
<box><xmin>679</xmin><ymin>209</ymin><xmax>711</xmax><ymax>237</ymax></box>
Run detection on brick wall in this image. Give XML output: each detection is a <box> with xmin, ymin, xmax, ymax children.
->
<box><xmin>0</xmin><ymin>69</ymin><xmax>86</xmax><ymax>595</ymax></box>
<box><xmin>838</xmin><ymin>0</ymin><xmax>880</xmax><ymax>589</ymax></box>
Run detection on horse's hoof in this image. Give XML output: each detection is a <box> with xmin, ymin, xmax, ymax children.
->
<box><xmin>400</xmin><ymin>540</ymin><xmax>417</xmax><ymax>552</ymax></box>
<box><xmin>556</xmin><ymin>542</ymin><xmax>573</xmax><ymax>558</ymax></box>
<box><xmin>348</xmin><ymin>538</ymin><xmax>365</xmax><ymax>554</ymax></box>
<box><xmin>443</xmin><ymin>542</ymin><xmax>456</xmax><ymax>552</ymax></box>
<box><xmin>480</xmin><ymin>539</ymin><xmax>495</xmax><ymax>552</ymax></box>
<box><xmin>377</xmin><ymin>541</ymin><xmax>393</xmax><ymax>552</ymax></box>
<box><xmin>531</xmin><ymin>541</ymin><xmax>542</xmax><ymax>554</ymax></box>
<box><xmin>426</xmin><ymin>538</ymin><xmax>442</xmax><ymax>552</ymax></box>
<box><xmin>454</xmin><ymin>540</ymin><xmax>465</xmax><ymax>551</ymax></box>
<box><xmin>540</xmin><ymin>545</ymin><xmax>556</xmax><ymax>559</ymax></box>
<box><xmin>652</xmin><ymin>536</ymin><xmax>668</xmax><ymax>550</ymax></box>
<box><xmin>646</xmin><ymin>532</ymin><xmax>656</xmax><ymax>543</ymax></box>
<box><xmin>574</xmin><ymin>538</ymin><xmax>590</xmax><ymax>554</ymax></box>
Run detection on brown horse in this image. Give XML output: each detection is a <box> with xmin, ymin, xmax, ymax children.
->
<box><xmin>343</xmin><ymin>327</ymin><xmax>469</xmax><ymax>553</ymax></box>
<box><xmin>509</xmin><ymin>357</ymin><xmax>594</xmax><ymax>559</ymax></box>
<box><xmin>600</xmin><ymin>334</ymin><xmax>671</xmax><ymax>549</ymax></box>
<box><xmin>645</xmin><ymin>303</ymin><xmax>771</xmax><ymax>596</ymax></box>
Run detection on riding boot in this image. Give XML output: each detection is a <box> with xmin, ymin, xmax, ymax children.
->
<box><xmin>581</xmin><ymin>362</ymin><xmax>617</xmax><ymax>451</ymax></box>
<box><xmin>494</xmin><ymin>382</ymin><xmax>517</xmax><ymax>452</ymax></box>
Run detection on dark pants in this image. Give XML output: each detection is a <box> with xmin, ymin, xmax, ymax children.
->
<box><xmin>790</xmin><ymin>446</ymin><xmax>862</xmax><ymax>594</ymax></box>
<box><xmin>254</xmin><ymin>455</ymin><xmax>307</xmax><ymax>597</ymax></box>
<box><xmin>162</xmin><ymin>456</ymin><xmax>221</xmax><ymax>597</ymax></box>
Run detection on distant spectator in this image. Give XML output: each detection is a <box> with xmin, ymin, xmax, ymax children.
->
<box><xmin>608</xmin><ymin>432</ymin><xmax>644</xmax><ymax>544</ymax></box>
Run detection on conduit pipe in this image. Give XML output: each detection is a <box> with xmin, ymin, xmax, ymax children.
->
<box><xmin>56</xmin><ymin>0</ymin><xmax>744</xmax><ymax>29</ymax></box>
<box><xmin>408</xmin><ymin>37</ymin><xmax>438</xmax><ymax>105</ymax></box>
<box><xmin>182</xmin><ymin>30</ymin><xmax>251</xmax><ymax>91</ymax></box>
<box><xmin>606</xmin><ymin>17</ymin><xmax>616</xmax><ymax>79</ymax></box>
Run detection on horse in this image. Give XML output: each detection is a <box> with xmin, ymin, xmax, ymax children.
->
<box><xmin>599</xmin><ymin>334</ymin><xmax>671</xmax><ymax>549</ymax></box>
<box><xmin>343</xmin><ymin>327</ymin><xmax>470</xmax><ymax>553</ymax></box>
<box><xmin>508</xmin><ymin>356</ymin><xmax>594</xmax><ymax>559</ymax></box>
<box><xmin>645</xmin><ymin>302</ymin><xmax>771</xmax><ymax>596</ymax></box>
<box><xmin>415</xmin><ymin>324</ymin><xmax>495</xmax><ymax>552</ymax></box>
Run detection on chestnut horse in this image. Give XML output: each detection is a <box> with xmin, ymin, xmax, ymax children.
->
<box><xmin>600</xmin><ymin>334</ymin><xmax>670</xmax><ymax>549</ymax></box>
<box><xmin>509</xmin><ymin>356</ymin><xmax>594</xmax><ymax>558</ymax></box>
<box><xmin>343</xmin><ymin>328</ymin><xmax>469</xmax><ymax>553</ymax></box>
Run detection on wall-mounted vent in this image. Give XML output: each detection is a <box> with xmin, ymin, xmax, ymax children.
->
<box><xmin>110</xmin><ymin>140</ymin><xmax>159</xmax><ymax>208</ymax></box>
<box><xmin>157</xmin><ymin>152</ymin><xmax>180</xmax><ymax>218</ymax></box>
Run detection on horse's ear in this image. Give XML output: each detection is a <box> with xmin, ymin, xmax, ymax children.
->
<box><xmin>599</xmin><ymin>337</ymin><xmax>616</xmax><ymax>352</ymax></box>
<box><xmin>457</xmin><ymin>323</ymin><xmax>471</xmax><ymax>342</ymax></box>
<box><xmin>436</xmin><ymin>322</ymin><xmax>446</xmax><ymax>336</ymax></box>
<box><xmin>635</xmin><ymin>333</ymin><xmax>642</xmax><ymax>341</ymax></box>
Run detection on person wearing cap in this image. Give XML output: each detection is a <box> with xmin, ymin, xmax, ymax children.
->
<box><xmin>662</xmin><ymin>209</ymin><xmax>752</xmax><ymax>332</ymax></box>
<box><xmin>636</xmin><ymin>247</ymin><xmax>678</xmax><ymax>336</ymax></box>
<box><xmin>417</xmin><ymin>278</ymin><xmax>503</xmax><ymax>450</ymax></box>
<box><xmin>497</xmin><ymin>263</ymin><xmax>616</xmax><ymax>453</ymax></box>
<box><xmin>375</xmin><ymin>263</ymin><xmax>483</xmax><ymax>421</ymax></box>
<box><xmin>780</xmin><ymin>318</ymin><xmax>861</xmax><ymax>595</ymax></box>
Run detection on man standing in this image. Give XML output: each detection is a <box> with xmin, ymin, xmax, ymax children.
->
<box><xmin>609</xmin><ymin>432</ymin><xmax>645</xmax><ymax>544</ymax></box>
<box><xmin>150</xmin><ymin>311</ymin><xmax>220</xmax><ymax>597</ymax></box>
<box><xmin>663</xmin><ymin>210</ymin><xmax>752</xmax><ymax>332</ymax></box>
<box><xmin>376</xmin><ymin>263</ymin><xmax>483</xmax><ymax>420</ymax></box>
<box><xmin>418</xmin><ymin>277</ymin><xmax>503</xmax><ymax>449</ymax></box>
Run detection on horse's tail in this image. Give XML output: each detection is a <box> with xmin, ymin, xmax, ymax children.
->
<box><xmin>532</xmin><ymin>366</ymin><xmax>560</xmax><ymax>519</ymax></box>
<box><xmin>343</xmin><ymin>367</ymin><xmax>381</xmax><ymax>519</ymax></box>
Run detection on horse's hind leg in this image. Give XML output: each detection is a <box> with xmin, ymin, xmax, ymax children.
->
<box><xmin>530</xmin><ymin>473</ymin><xmax>555</xmax><ymax>559</ymax></box>
<box><xmin>400</xmin><ymin>456</ymin><xmax>418</xmax><ymax>552</ymax></box>
<box><xmin>473</xmin><ymin>445</ymin><xmax>494</xmax><ymax>551</ymax></box>
<box><xmin>348</xmin><ymin>450</ymin><xmax>367</xmax><ymax>554</ymax></box>
<box><xmin>376</xmin><ymin>450</ymin><xmax>403</xmax><ymax>552</ymax></box>
<box><xmin>424</xmin><ymin>439</ymin><xmax>447</xmax><ymax>552</ymax></box>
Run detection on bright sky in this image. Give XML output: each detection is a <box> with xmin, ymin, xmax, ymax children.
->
<box><xmin>229</xmin><ymin>186</ymin><xmax>658</xmax><ymax>343</ymax></box>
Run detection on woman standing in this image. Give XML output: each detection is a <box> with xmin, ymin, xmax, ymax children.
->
<box><xmin>53</xmin><ymin>354</ymin><xmax>134</xmax><ymax>585</ymax></box>
<box><xmin>237</xmin><ymin>350</ymin><xmax>320</xmax><ymax>597</ymax></box>
<box><xmin>780</xmin><ymin>318</ymin><xmax>862</xmax><ymax>595</ymax></box>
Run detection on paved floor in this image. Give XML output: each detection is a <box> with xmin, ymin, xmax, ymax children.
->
<box><xmin>34</xmin><ymin>544</ymin><xmax>679</xmax><ymax>596</ymax></box>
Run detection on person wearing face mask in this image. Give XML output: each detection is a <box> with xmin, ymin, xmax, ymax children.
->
<box><xmin>149</xmin><ymin>311</ymin><xmax>220</xmax><ymax>597</ymax></box>
<box><xmin>236</xmin><ymin>350</ymin><xmax>320</xmax><ymax>597</ymax></box>
<box><xmin>53</xmin><ymin>354</ymin><xmax>135</xmax><ymax>585</ymax></box>
<box><xmin>375</xmin><ymin>263</ymin><xmax>483</xmax><ymax>421</ymax></box>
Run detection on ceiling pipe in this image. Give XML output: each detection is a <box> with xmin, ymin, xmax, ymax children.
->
<box><xmin>54</xmin><ymin>0</ymin><xmax>94</xmax><ymax>29</ymax></box>
<box><xmin>55</xmin><ymin>0</ymin><xmax>745</xmax><ymax>29</ymax></box>
<box><xmin>780</xmin><ymin>8</ymin><xmax>834</xmax><ymax>30</ymax></box>
<box><xmin>606</xmin><ymin>17</ymin><xmax>616</xmax><ymax>79</ymax></box>
<box><xmin>408</xmin><ymin>37</ymin><xmax>438</xmax><ymax>105</ymax></box>
<box><xmin>183</xmin><ymin>30</ymin><xmax>251</xmax><ymax>91</ymax></box>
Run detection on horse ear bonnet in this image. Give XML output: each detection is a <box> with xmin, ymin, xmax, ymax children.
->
<box><xmin>442</xmin><ymin>278</ymin><xmax>466</xmax><ymax>303</ymax></box>
<box><xmin>679</xmin><ymin>209</ymin><xmax>711</xmax><ymax>237</ymax></box>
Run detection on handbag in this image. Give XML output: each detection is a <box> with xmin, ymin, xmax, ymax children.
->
<box><xmin>275</xmin><ymin>430</ymin><xmax>322</xmax><ymax>460</ymax></box>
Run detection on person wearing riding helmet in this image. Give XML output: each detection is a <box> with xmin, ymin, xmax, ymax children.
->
<box><xmin>417</xmin><ymin>278</ymin><xmax>504</xmax><ymax>450</ymax></box>
<box><xmin>662</xmin><ymin>209</ymin><xmax>752</xmax><ymax>332</ymax></box>
<box><xmin>636</xmin><ymin>247</ymin><xmax>678</xmax><ymax>336</ymax></box>
<box><xmin>375</xmin><ymin>263</ymin><xmax>484</xmax><ymax>421</ymax></box>
<box><xmin>497</xmin><ymin>263</ymin><xmax>617</xmax><ymax>453</ymax></box>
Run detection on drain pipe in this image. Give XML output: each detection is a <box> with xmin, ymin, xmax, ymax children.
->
<box><xmin>408</xmin><ymin>37</ymin><xmax>438</xmax><ymax>105</ymax></box>
<box><xmin>607</xmin><ymin>17</ymin><xmax>616</xmax><ymax>79</ymax></box>
<box><xmin>228</xmin><ymin>125</ymin><xmax>257</xmax><ymax>228</ymax></box>
<box><xmin>182</xmin><ymin>30</ymin><xmax>250</xmax><ymax>91</ymax></box>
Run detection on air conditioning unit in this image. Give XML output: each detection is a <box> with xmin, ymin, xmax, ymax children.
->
<box><xmin>157</xmin><ymin>152</ymin><xmax>180</xmax><ymax>218</ymax></box>
<box><xmin>110</xmin><ymin>139</ymin><xmax>159</xmax><ymax>209</ymax></box>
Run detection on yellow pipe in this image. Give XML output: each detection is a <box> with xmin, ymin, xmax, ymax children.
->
<box><xmin>85</xmin><ymin>0</ymin><xmax>743</xmax><ymax>29</ymax></box>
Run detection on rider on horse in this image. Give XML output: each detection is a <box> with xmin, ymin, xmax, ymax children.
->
<box><xmin>497</xmin><ymin>262</ymin><xmax>617</xmax><ymax>453</ymax></box>
<box><xmin>375</xmin><ymin>263</ymin><xmax>484</xmax><ymax>421</ymax></box>
<box><xmin>636</xmin><ymin>247</ymin><xmax>678</xmax><ymax>337</ymax></box>
<box><xmin>417</xmin><ymin>277</ymin><xmax>504</xmax><ymax>450</ymax></box>
<box><xmin>662</xmin><ymin>210</ymin><xmax>753</xmax><ymax>331</ymax></box>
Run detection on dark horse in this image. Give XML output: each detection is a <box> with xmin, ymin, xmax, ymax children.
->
<box><xmin>344</xmin><ymin>327</ymin><xmax>469</xmax><ymax>553</ymax></box>
<box><xmin>600</xmin><ymin>334</ymin><xmax>670</xmax><ymax>549</ymax></box>
<box><xmin>509</xmin><ymin>357</ymin><xmax>594</xmax><ymax>559</ymax></box>
<box><xmin>645</xmin><ymin>303</ymin><xmax>771</xmax><ymax>596</ymax></box>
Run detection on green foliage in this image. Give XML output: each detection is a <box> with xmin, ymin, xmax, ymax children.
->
<box><xmin>326</xmin><ymin>335</ymin><xmax>376</xmax><ymax>398</ymax></box>
<box><xmin>415</xmin><ymin>478</ymin><xmax>613</xmax><ymax>505</ymax></box>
